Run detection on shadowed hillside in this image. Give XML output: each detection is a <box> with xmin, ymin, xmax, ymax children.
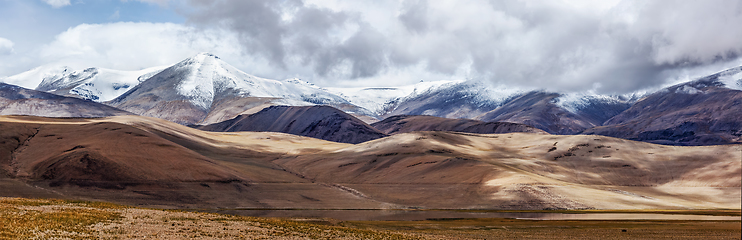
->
<box><xmin>197</xmin><ymin>105</ymin><xmax>388</xmax><ymax>144</ymax></box>
<box><xmin>372</xmin><ymin>115</ymin><xmax>547</xmax><ymax>135</ymax></box>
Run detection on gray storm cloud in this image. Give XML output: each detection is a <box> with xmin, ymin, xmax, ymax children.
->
<box><xmin>181</xmin><ymin>0</ymin><xmax>742</xmax><ymax>94</ymax></box>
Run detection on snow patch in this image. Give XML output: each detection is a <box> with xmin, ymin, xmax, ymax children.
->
<box><xmin>474</xmin><ymin>83</ymin><xmax>526</xmax><ymax>105</ymax></box>
<box><xmin>718</xmin><ymin>69</ymin><xmax>742</xmax><ymax>91</ymax></box>
<box><xmin>675</xmin><ymin>85</ymin><xmax>702</xmax><ymax>94</ymax></box>
<box><xmin>325</xmin><ymin>80</ymin><xmax>462</xmax><ymax>114</ymax></box>
<box><xmin>176</xmin><ymin>53</ymin><xmax>217</xmax><ymax>109</ymax></box>
<box><xmin>556</xmin><ymin>92</ymin><xmax>630</xmax><ymax>114</ymax></box>
<box><xmin>66</xmin><ymin>66</ymin><xmax>165</xmax><ymax>101</ymax></box>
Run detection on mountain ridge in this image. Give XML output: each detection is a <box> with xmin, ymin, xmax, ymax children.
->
<box><xmin>3</xmin><ymin>53</ymin><xmax>741</xmax><ymax>145</ymax></box>
<box><xmin>583</xmin><ymin>66</ymin><xmax>742</xmax><ymax>145</ymax></box>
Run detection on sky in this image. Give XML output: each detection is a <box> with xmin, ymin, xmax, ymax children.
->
<box><xmin>1</xmin><ymin>0</ymin><xmax>741</xmax><ymax>94</ymax></box>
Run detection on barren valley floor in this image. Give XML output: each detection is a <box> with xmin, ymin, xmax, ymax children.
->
<box><xmin>1</xmin><ymin>198</ymin><xmax>740</xmax><ymax>239</ymax></box>
<box><xmin>1</xmin><ymin>115</ymin><xmax>740</xmax><ymax>239</ymax></box>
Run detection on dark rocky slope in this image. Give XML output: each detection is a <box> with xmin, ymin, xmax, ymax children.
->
<box><xmin>197</xmin><ymin>105</ymin><xmax>388</xmax><ymax>144</ymax></box>
<box><xmin>584</xmin><ymin>69</ymin><xmax>742</xmax><ymax>145</ymax></box>
<box><xmin>475</xmin><ymin>92</ymin><xmax>598</xmax><ymax>134</ymax></box>
<box><xmin>372</xmin><ymin>115</ymin><xmax>547</xmax><ymax>135</ymax></box>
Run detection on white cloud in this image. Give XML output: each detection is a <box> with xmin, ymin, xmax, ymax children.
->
<box><xmin>38</xmin><ymin>22</ymin><xmax>235</xmax><ymax>70</ymax></box>
<box><xmin>0</xmin><ymin>37</ymin><xmax>13</xmax><ymax>55</ymax></box>
<box><xmin>624</xmin><ymin>0</ymin><xmax>742</xmax><ymax>65</ymax></box>
<box><xmin>181</xmin><ymin>0</ymin><xmax>742</xmax><ymax>93</ymax></box>
<box><xmin>31</xmin><ymin>22</ymin><xmax>288</xmax><ymax>81</ymax></box>
<box><xmin>41</xmin><ymin>0</ymin><xmax>71</xmax><ymax>8</ymax></box>
<box><xmin>6</xmin><ymin>0</ymin><xmax>742</xmax><ymax>95</ymax></box>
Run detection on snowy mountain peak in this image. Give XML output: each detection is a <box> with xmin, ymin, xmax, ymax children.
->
<box><xmin>128</xmin><ymin>53</ymin><xmax>354</xmax><ymax>112</ymax></box>
<box><xmin>36</xmin><ymin>67</ymin><xmax>98</xmax><ymax>92</ymax></box>
<box><xmin>1</xmin><ymin>65</ymin><xmax>72</xmax><ymax>89</ymax></box>
<box><xmin>195</xmin><ymin>52</ymin><xmax>220</xmax><ymax>59</ymax></box>
<box><xmin>1</xmin><ymin>64</ymin><xmax>165</xmax><ymax>102</ymax></box>
<box><xmin>172</xmin><ymin>53</ymin><xmax>222</xmax><ymax>109</ymax></box>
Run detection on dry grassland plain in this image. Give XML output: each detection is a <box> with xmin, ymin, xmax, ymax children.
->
<box><xmin>1</xmin><ymin>198</ymin><xmax>740</xmax><ymax>239</ymax></box>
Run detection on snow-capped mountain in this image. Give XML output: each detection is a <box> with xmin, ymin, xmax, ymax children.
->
<box><xmin>344</xmin><ymin>79</ymin><xmax>633</xmax><ymax>134</ymax></box>
<box><xmin>158</xmin><ymin>53</ymin><xmax>352</xmax><ymax>110</ymax></box>
<box><xmin>584</xmin><ymin>65</ymin><xmax>742</xmax><ymax>145</ymax></box>
<box><xmin>1</xmin><ymin>64</ymin><xmax>71</xmax><ymax>89</ymax></box>
<box><xmin>472</xmin><ymin>91</ymin><xmax>633</xmax><ymax>134</ymax></box>
<box><xmin>0</xmin><ymin>82</ymin><xmax>132</xmax><ymax>118</ymax></box>
<box><xmin>108</xmin><ymin>53</ymin><xmax>373</xmax><ymax>125</ymax></box>
<box><xmin>327</xmin><ymin>80</ymin><xmax>535</xmax><ymax>120</ymax></box>
<box><xmin>328</xmin><ymin>78</ymin><xmax>637</xmax><ymax>134</ymax></box>
<box><xmin>5</xmin><ymin>51</ymin><xmax>740</xmax><ymax>145</ymax></box>
<box><xmin>1</xmin><ymin>64</ymin><xmax>166</xmax><ymax>102</ymax></box>
<box><xmin>552</xmin><ymin>92</ymin><xmax>638</xmax><ymax>127</ymax></box>
<box><xmin>35</xmin><ymin>66</ymin><xmax>166</xmax><ymax>102</ymax></box>
<box><xmin>324</xmin><ymin>80</ymin><xmax>463</xmax><ymax>115</ymax></box>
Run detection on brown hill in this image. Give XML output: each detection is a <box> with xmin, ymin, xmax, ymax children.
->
<box><xmin>0</xmin><ymin>115</ymin><xmax>382</xmax><ymax>209</ymax></box>
<box><xmin>1</xmin><ymin>115</ymin><xmax>739</xmax><ymax>210</ymax></box>
<box><xmin>371</xmin><ymin>115</ymin><xmax>547</xmax><ymax>135</ymax></box>
<box><xmin>276</xmin><ymin>132</ymin><xmax>741</xmax><ymax>209</ymax></box>
<box><xmin>196</xmin><ymin>105</ymin><xmax>387</xmax><ymax>144</ymax></box>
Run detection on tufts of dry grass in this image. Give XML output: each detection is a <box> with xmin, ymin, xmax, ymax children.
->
<box><xmin>2</xmin><ymin>197</ymin><xmax>738</xmax><ymax>239</ymax></box>
<box><xmin>150</xmin><ymin>210</ymin><xmax>419</xmax><ymax>239</ymax></box>
<box><xmin>0</xmin><ymin>198</ymin><xmax>419</xmax><ymax>239</ymax></box>
<box><xmin>0</xmin><ymin>198</ymin><xmax>122</xmax><ymax>239</ymax></box>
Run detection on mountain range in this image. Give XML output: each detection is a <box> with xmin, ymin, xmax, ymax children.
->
<box><xmin>1</xmin><ymin>53</ymin><xmax>740</xmax><ymax>212</ymax></box>
<box><xmin>2</xmin><ymin>53</ymin><xmax>741</xmax><ymax>145</ymax></box>
<box><xmin>584</xmin><ymin>67</ymin><xmax>742</xmax><ymax>145</ymax></box>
